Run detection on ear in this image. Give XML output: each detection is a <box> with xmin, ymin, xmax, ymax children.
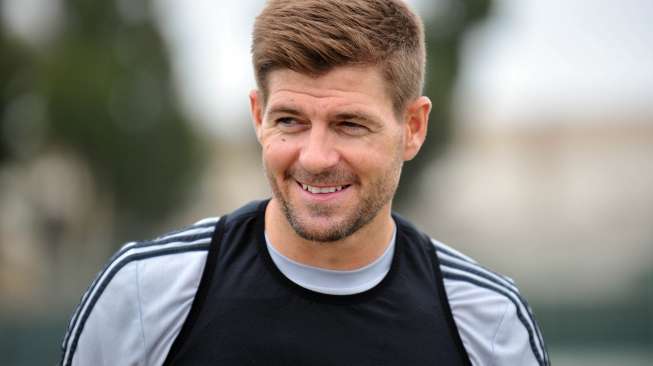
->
<box><xmin>249</xmin><ymin>89</ymin><xmax>264</xmax><ymax>142</ymax></box>
<box><xmin>402</xmin><ymin>96</ymin><xmax>431</xmax><ymax>161</ymax></box>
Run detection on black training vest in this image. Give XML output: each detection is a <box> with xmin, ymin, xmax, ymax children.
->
<box><xmin>163</xmin><ymin>200</ymin><xmax>471</xmax><ymax>365</ymax></box>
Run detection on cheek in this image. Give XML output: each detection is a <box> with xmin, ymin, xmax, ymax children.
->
<box><xmin>262</xmin><ymin>137</ymin><xmax>298</xmax><ymax>174</ymax></box>
<box><xmin>346</xmin><ymin>136</ymin><xmax>403</xmax><ymax>174</ymax></box>
<box><xmin>343</xmin><ymin>146</ymin><xmax>386</xmax><ymax>180</ymax></box>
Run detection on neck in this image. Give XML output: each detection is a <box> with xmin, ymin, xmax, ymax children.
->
<box><xmin>264</xmin><ymin>199</ymin><xmax>395</xmax><ymax>271</ymax></box>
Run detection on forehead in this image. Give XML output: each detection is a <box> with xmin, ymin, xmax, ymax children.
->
<box><xmin>265</xmin><ymin>65</ymin><xmax>394</xmax><ymax>114</ymax></box>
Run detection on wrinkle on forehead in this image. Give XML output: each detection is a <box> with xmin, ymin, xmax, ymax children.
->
<box><xmin>267</xmin><ymin>90</ymin><xmax>378</xmax><ymax>111</ymax></box>
<box><xmin>269</xmin><ymin>88</ymin><xmax>373</xmax><ymax>101</ymax></box>
<box><xmin>266</xmin><ymin>66</ymin><xmax>393</xmax><ymax>106</ymax></box>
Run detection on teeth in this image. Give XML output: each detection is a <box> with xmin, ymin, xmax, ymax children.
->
<box><xmin>301</xmin><ymin>183</ymin><xmax>345</xmax><ymax>194</ymax></box>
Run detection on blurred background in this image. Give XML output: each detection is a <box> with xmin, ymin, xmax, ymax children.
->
<box><xmin>0</xmin><ymin>0</ymin><xmax>651</xmax><ymax>364</ymax></box>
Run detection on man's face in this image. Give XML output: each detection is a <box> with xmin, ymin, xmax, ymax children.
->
<box><xmin>251</xmin><ymin>65</ymin><xmax>419</xmax><ymax>242</ymax></box>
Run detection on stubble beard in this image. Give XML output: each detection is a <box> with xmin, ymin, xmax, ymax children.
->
<box><xmin>264</xmin><ymin>160</ymin><xmax>403</xmax><ymax>243</ymax></box>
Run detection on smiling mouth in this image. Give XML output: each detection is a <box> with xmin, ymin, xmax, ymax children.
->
<box><xmin>298</xmin><ymin>181</ymin><xmax>351</xmax><ymax>194</ymax></box>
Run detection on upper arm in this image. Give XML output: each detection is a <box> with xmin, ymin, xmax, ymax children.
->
<box><xmin>444</xmin><ymin>277</ymin><xmax>549</xmax><ymax>366</ymax></box>
<box><xmin>491</xmin><ymin>300</ymin><xmax>542</xmax><ymax>365</ymax></box>
<box><xmin>434</xmin><ymin>239</ymin><xmax>548</xmax><ymax>366</ymax></box>
<box><xmin>60</xmin><ymin>231</ymin><xmax>211</xmax><ymax>366</ymax></box>
<box><xmin>63</xmin><ymin>260</ymin><xmax>145</xmax><ymax>366</ymax></box>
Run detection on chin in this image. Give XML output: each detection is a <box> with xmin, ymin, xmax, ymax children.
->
<box><xmin>284</xmin><ymin>205</ymin><xmax>371</xmax><ymax>243</ymax></box>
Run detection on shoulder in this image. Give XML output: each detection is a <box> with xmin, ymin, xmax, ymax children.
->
<box><xmin>60</xmin><ymin>217</ymin><xmax>219</xmax><ymax>366</ymax></box>
<box><xmin>431</xmin><ymin>238</ymin><xmax>549</xmax><ymax>366</ymax></box>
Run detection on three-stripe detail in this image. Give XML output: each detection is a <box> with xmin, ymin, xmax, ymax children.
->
<box><xmin>434</xmin><ymin>239</ymin><xmax>549</xmax><ymax>366</ymax></box>
<box><xmin>59</xmin><ymin>218</ymin><xmax>219</xmax><ymax>366</ymax></box>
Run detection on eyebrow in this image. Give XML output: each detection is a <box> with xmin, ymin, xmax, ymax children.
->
<box><xmin>266</xmin><ymin>105</ymin><xmax>303</xmax><ymax>117</ymax></box>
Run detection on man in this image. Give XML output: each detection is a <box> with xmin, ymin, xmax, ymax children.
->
<box><xmin>61</xmin><ymin>0</ymin><xmax>548</xmax><ymax>365</ymax></box>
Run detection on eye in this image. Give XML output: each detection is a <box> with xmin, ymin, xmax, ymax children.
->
<box><xmin>276</xmin><ymin>117</ymin><xmax>296</xmax><ymax>126</ymax></box>
<box><xmin>338</xmin><ymin>121</ymin><xmax>369</xmax><ymax>135</ymax></box>
<box><xmin>275</xmin><ymin>117</ymin><xmax>307</xmax><ymax>132</ymax></box>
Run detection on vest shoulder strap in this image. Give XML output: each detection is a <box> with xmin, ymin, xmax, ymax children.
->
<box><xmin>162</xmin><ymin>214</ymin><xmax>228</xmax><ymax>366</ymax></box>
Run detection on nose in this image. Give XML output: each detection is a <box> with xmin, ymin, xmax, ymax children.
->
<box><xmin>298</xmin><ymin>125</ymin><xmax>340</xmax><ymax>174</ymax></box>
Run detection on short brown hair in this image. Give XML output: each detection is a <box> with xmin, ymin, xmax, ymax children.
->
<box><xmin>252</xmin><ymin>0</ymin><xmax>426</xmax><ymax>114</ymax></box>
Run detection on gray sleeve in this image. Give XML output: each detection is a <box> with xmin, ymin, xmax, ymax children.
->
<box><xmin>444</xmin><ymin>277</ymin><xmax>548</xmax><ymax>366</ymax></box>
<box><xmin>435</xmin><ymin>238</ymin><xmax>548</xmax><ymax>366</ymax></box>
<box><xmin>491</xmin><ymin>300</ymin><xmax>542</xmax><ymax>365</ymax></box>
<box><xmin>70</xmin><ymin>261</ymin><xmax>146</xmax><ymax>366</ymax></box>
<box><xmin>61</xmin><ymin>223</ymin><xmax>213</xmax><ymax>366</ymax></box>
<box><xmin>137</xmin><ymin>251</ymin><xmax>207</xmax><ymax>366</ymax></box>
